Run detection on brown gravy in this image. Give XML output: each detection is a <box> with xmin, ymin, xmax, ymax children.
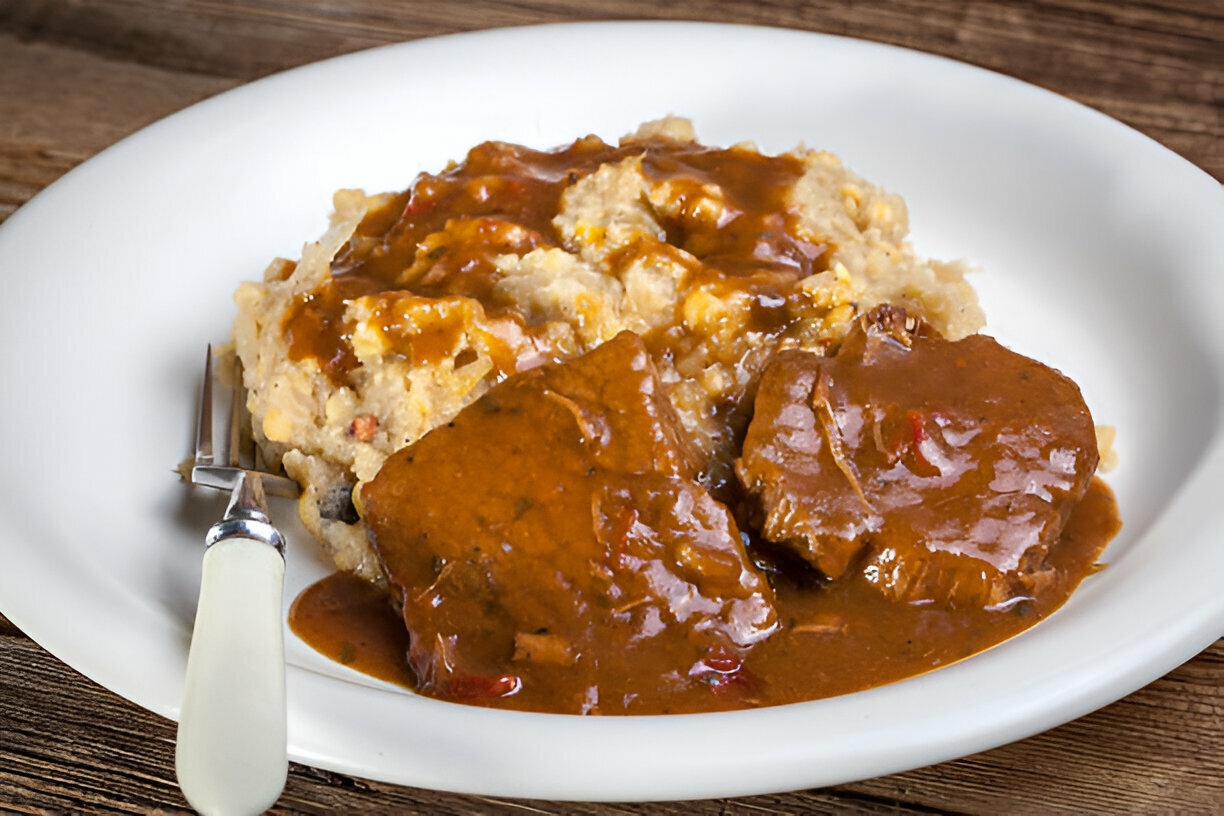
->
<box><xmin>289</xmin><ymin>478</ymin><xmax>1118</xmax><ymax>712</ymax></box>
<box><xmin>279</xmin><ymin>131</ymin><xmax>1120</xmax><ymax>715</ymax></box>
<box><xmin>282</xmin><ymin>135</ymin><xmax>824</xmax><ymax>389</ymax></box>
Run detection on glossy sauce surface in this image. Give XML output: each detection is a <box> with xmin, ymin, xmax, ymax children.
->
<box><xmin>279</xmin><ymin>136</ymin><xmax>1121</xmax><ymax>715</ymax></box>
<box><xmin>737</xmin><ymin>307</ymin><xmax>1101</xmax><ymax>607</ymax></box>
<box><xmin>289</xmin><ymin>318</ymin><xmax>1120</xmax><ymax>715</ymax></box>
<box><xmin>289</xmin><ymin>478</ymin><xmax>1118</xmax><ymax>711</ymax></box>
<box><xmin>355</xmin><ymin>333</ymin><xmax>778</xmax><ymax>714</ymax></box>
<box><xmin>281</xmin><ymin>135</ymin><xmax>822</xmax><ymax>387</ymax></box>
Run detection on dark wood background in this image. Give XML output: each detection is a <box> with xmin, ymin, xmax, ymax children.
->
<box><xmin>1</xmin><ymin>1</ymin><xmax>1221</xmax><ymax>812</ymax></box>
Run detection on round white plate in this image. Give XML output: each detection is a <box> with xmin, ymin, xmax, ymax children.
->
<box><xmin>0</xmin><ymin>22</ymin><xmax>1220</xmax><ymax>802</ymax></box>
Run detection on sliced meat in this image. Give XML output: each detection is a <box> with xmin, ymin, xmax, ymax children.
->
<box><xmin>361</xmin><ymin>331</ymin><xmax>777</xmax><ymax>713</ymax></box>
<box><xmin>736</xmin><ymin>305</ymin><xmax>1099</xmax><ymax>608</ymax></box>
<box><xmin>733</xmin><ymin>349</ymin><xmax>882</xmax><ymax>580</ymax></box>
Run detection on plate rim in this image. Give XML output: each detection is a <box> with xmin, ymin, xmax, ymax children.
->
<box><xmin>0</xmin><ymin>20</ymin><xmax>1221</xmax><ymax>802</ymax></box>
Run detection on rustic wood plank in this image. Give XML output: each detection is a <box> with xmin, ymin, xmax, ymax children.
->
<box><xmin>0</xmin><ymin>612</ymin><xmax>19</xmax><ymax>637</ymax></box>
<box><xmin>0</xmin><ymin>33</ymin><xmax>235</xmax><ymax>221</ymax></box>
<box><xmin>0</xmin><ymin>2</ymin><xmax>1221</xmax><ymax>813</ymax></box>
<box><xmin>0</xmin><ymin>631</ymin><xmax>940</xmax><ymax>814</ymax></box>
<box><xmin>846</xmin><ymin>640</ymin><xmax>1224</xmax><ymax>813</ymax></box>
<box><xmin>2</xmin><ymin>619</ymin><xmax>1221</xmax><ymax>812</ymax></box>
<box><xmin>5</xmin><ymin>0</ymin><xmax>1219</xmax><ymax>78</ymax></box>
<box><xmin>1</xmin><ymin>0</ymin><xmax>1219</xmax><ymax>179</ymax></box>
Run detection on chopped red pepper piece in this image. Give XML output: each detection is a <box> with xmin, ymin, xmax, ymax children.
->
<box><xmin>403</xmin><ymin>195</ymin><xmax>436</xmax><ymax>217</ymax></box>
<box><xmin>692</xmin><ymin>647</ymin><xmax>757</xmax><ymax>694</ymax></box>
<box><xmin>446</xmin><ymin>673</ymin><xmax>522</xmax><ymax>700</ymax></box>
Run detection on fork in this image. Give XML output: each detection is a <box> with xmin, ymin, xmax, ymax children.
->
<box><xmin>177</xmin><ymin>346</ymin><xmax>299</xmax><ymax>816</ymax></box>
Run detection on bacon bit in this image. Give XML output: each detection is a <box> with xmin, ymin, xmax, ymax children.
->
<box><xmin>446</xmin><ymin>673</ymin><xmax>522</xmax><ymax>700</ymax></box>
<box><xmin>349</xmin><ymin>413</ymin><xmax>379</xmax><ymax>442</ymax></box>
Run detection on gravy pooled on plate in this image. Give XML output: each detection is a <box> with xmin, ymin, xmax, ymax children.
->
<box><xmin>292</xmin><ymin>308</ymin><xmax>1118</xmax><ymax>713</ymax></box>
<box><xmin>231</xmin><ymin>119</ymin><xmax>1118</xmax><ymax>713</ymax></box>
<box><xmin>360</xmin><ymin>332</ymin><xmax>776</xmax><ymax>714</ymax></box>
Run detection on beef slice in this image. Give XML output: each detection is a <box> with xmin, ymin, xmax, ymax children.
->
<box><xmin>361</xmin><ymin>331</ymin><xmax>777</xmax><ymax>713</ymax></box>
<box><xmin>736</xmin><ymin>305</ymin><xmax>1099</xmax><ymax>608</ymax></box>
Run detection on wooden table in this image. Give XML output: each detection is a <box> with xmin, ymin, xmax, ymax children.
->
<box><xmin>1</xmin><ymin>2</ymin><xmax>1220</xmax><ymax>812</ymax></box>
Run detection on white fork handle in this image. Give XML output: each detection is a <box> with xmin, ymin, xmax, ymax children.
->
<box><xmin>176</xmin><ymin>536</ymin><xmax>287</xmax><ymax>816</ymax></box>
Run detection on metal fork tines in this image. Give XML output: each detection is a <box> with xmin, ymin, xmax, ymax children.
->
<box><xmin>189</xmin><ymin>346</ymin><xmax>300</xmax><ymax>499</ymax></box>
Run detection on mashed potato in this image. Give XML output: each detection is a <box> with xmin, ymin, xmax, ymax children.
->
<box><xmin>233</xmin><ymin>117</ymin><xmax>983</xmax><ymax>581</ymax></box>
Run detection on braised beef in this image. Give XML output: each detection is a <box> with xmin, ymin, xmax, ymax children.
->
<box><xmin>737</xmin><ymin>305</ymin><xmax>1099</xmax><ymax>608</ymax></box>
<box><xmin>360</xmin><ymin>332</ymin><xmax>777</xmax><ymax>714</ymax></box>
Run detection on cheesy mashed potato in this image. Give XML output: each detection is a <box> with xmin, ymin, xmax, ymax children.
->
<box><xmin>232</xmin><ymin>117</ymin><xmax>984</xmax><ymax>580</ymax></box>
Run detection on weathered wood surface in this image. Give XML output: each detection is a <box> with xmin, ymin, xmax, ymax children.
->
<box><xmin>2</xmin><ymin>612</ymin><xmax>1220</xmax><ymax>813</ymax></box>
<box><xmin>1</xmin><ymin>1</ymin><xmax>1221</xmax><ymax>813</ymax></box>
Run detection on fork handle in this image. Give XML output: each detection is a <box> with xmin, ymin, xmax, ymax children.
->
<box><xmin>176</xmin><ymin>536</ymin><xmax>287</xmax><ymax>816</ymax></box>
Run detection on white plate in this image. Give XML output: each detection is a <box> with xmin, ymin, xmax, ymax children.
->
<box><xmin>0</xmin><ymin>22</ymin><xmax>1220</xmax><ymax>802</ymax></box>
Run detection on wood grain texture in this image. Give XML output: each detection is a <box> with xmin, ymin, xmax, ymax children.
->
<box><xmin>1</xmin><ymin>0</ymin><xmax>1220</xmax><ymax>186</ymax></box>
<box><xmin>1</xmin><ymin>623</ymin><xmax>1219</xmax><ymax>813</ymax></box>
<box><xmin>1</xmin><ymin>616</ymin><xmax>1220</xmax><ymax>814</ymax></box>
<box><xmin>0</xmin><ymin>33</ymin><xmax>235</xmax><ymax>221</ymax></box>
<box><xmin>1</xmin><ymin>1</ymin><xmax>1221</xmax><ymax>813</ymax></box>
